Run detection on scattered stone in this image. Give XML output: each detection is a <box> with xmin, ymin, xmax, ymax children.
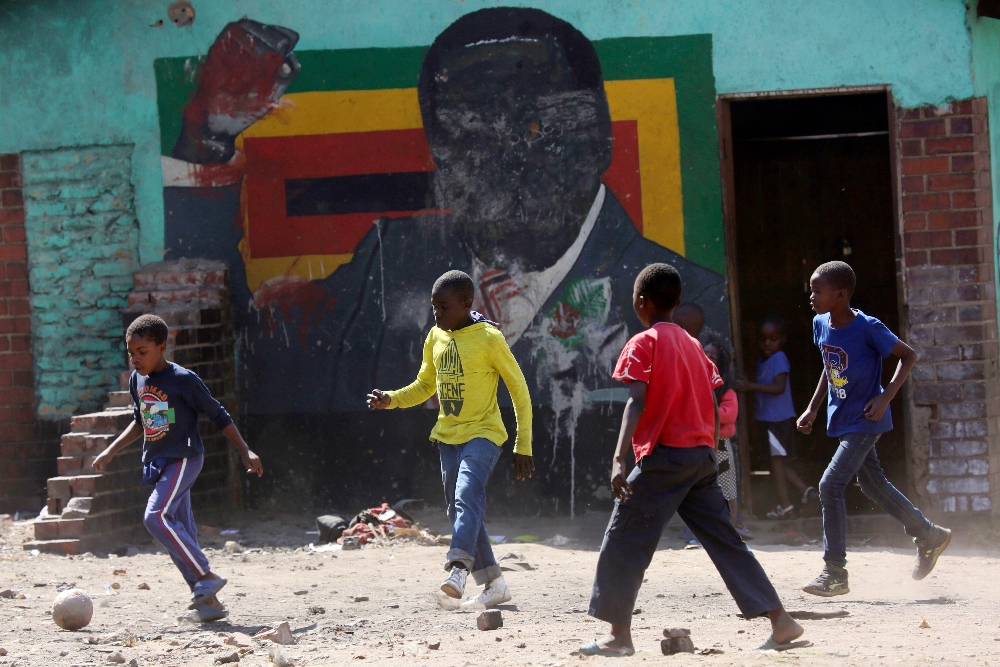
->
<box><xmin>112</xmin><ymin>569</ymin><xmax>127</xmax><ymax>576</ymax></box>
<box><xmin>52</xmin><ymin>589</ymin><xmax>94</xmax><ymax>631</ymax></box>
<box><xmin>111</xmin><ymin>583</ymin><xmax>121</xmax><ymax>590</ymax></box>
<box><xmin>268</xmin><ymin>645</ymin><xmax>294</xmax><ymax>666</ymax></box>
<box><xmin>308</xmin><ymin>606</ymin><xmax>325</xmax><ymax>615</ymax></box>
<box><xmin>223</xmin><ymin>632</ymin><xmax>254</xmax><ymax>648</ymax></box>
<box><xmin>215</xmin><ymin>651</ymin><xmax>240</xmax><ymax>664</ymax></box>
<box><xmin>435</xmin><ymin>534</ymin><xmax>452</xmax><ymax>546</ymax></box>
<box><xmin>107</xmin><ymin>651</ymin><xmax>126</xmax><ymax>664</ymax></box>
<box><xmin>516</xmin><ymin>642</ymin><xmax>526</xmax><ymax>649</ymax></box>
<box><xmin>919</xmin><ymin>618</ymin><xmax>931</xmax><ymax>629</ymax></box>
<box><xmin>663</xmin><ymin>628</ymin><xmax>691</xmax><ymax>638</ymax></box>
<box><xmin>495</xmin><ymin>636</ymin><xmax>502</xmax><ymax>642</ymax></box>
<box><xmin>255</xmin><ymin>622</ymin><xmax>295</xmax><ymax>645</ymax></box>
<box><xmin>0</xmin><ymin>648</ymin><xmax>6</xmax><ymax>656</ymax></box>
<box><xmin>0</xmin><ymin>589</ymin><xmax>15</xmax><ymax>598</ymax></box>
<box><xmin>224</xmin><ymin>541</ymin><xmax>243</xmax><ymax>554</ymax></box>
<box><xmin>661</xmin><ymin>636</ymin><xmax>695</xmax><ymax>655</ymax></box>
<box><xmin>129</xmin><ymin>660</ymin><xmax>139</xmax><ymax>667</ymax></box>
<box><xmin>293</xmin><ymin>590</ymin><xmax>308</xmax><ymax>595</ymax></box>
<box><xmin>14</xmin><ymin>592</ymin><xmax>26</xmax><ymax>600</ymax></box>
<box><xmin>137</xmin><ymin>583</ymin><xmax>150</xmax><ymax>590</ymax></box>
<box><xmin>353</xmin><ymin>596</ymin><xmax>369</xmax><ymax>602</ymax></box>
<box><xmin>696</xmin><ymin>648</ymin><xmax>724</xmax><ymax>655</ymax></box>
<box><xmin>477</xmin><ymin>610</ymin><xmax>503</xmax><ymax>631</ymax></box>
<box><xmin>427</xmin><ymin>639</ymin><xmax>441</xmax><ymax>650</ymax></box>
<box><xmin>632</xmin><ymin>608</ymin><xmax>642</xmax><ymax>615</ymax></box>
<box><xmin>342</xmin><ymin>536</ymin><xmax>361</xmax><ymax>551</ymax></box>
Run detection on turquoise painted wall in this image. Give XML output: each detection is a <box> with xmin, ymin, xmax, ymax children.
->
<box><xmin>0</xmin><ymin>0</ymin><xmax>976</xmax><ymax>266</ymax></box>
<box><xmin>969</xmin><ymin>4</ymin><xmax>1000</xmax><ymax>311</ymax></box>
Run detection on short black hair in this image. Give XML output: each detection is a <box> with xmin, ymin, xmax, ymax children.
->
<box><xmin>758</xmin><ymin>314</ymin><xmax>787</xmax><ymax>336</ymax></box>
<box><xmin>126</xmin><ymin>314</ymin><xmax>169</xmax><ymax>345</ymax></box>
<box><xmin>432</xmin><ymin>270</ymin><xmax>475</xmax><ymax>302</ymax></box>
<box><xmin>634</xmin><ymin>263</ymin><xmax>682</xmax><ymax>311</ymax></box>
<box><xmin>813</xmin><ymin>261</ymin><xmax>856</xmax><ymax>295</ymax></box>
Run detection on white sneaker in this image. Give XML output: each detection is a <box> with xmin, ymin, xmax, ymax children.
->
<box><xmin>460</xmin><ymin>576</ymin><xmax>512</xmax><ymax>609</ymax></box>
<box><xmin>440</xmin><ymin>566</ymin><xmax>468</xmax><ymax>599</ymax></box>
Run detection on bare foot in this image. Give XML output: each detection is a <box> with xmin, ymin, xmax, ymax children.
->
<box><xmin>595</xmin><ymin>623</ymin><xmax>634</xmax><ymax>654</ymax></box>
<box><xmin>767</xmin><ymin>609</ymin><xmax>804</xmax><ymax>645</ymax></box>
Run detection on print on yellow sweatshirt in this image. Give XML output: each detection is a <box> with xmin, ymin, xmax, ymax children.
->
<box><xmin>386</xmin><ymin>322</ymin><xmax>533</xmax><ymax>455</ymax></box>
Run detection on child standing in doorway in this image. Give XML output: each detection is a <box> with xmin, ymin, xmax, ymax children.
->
<box><xmin>737</xmin><ymin>316</ymin><xmax>814</xmax><ymax>519</ymax></box>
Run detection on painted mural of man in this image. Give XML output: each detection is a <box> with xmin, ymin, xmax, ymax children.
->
<box><xmin>163</xmin><ymin>8</ymin><xmax>727</xmax><ymax>508</ymax></box>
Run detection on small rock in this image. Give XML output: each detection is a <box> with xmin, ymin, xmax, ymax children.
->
<box><xmin>632</xmin><ymin>608</ymin><xmax>642</xmax><ymax>615</ymax></box>
<box><xmin>293</xmin><ymin>590</ymin><xmax>308</xmax><ymax>595</ymax></box>
<box><xmin>308</xmin><ymin>606</ymin><xmax>325</xmax><ymax>615</ymax></box>
<box><xmin>224</xmin><ymin>541</ymin><xmax>243</xmax><ymax>554</ymax></box>
<box><xmin>495</xmin><ymin>636</ymin><xmax>502</xmax><ymax>642</ymax></box>
<box><xmin>255</xmin><ymin>621</ymin><xmax>295</xmax><ymax>645</ymax></box>
<box><xmin>477</xmin><ymin>610</ymin><xmax>503</xmax><ymax>631</ymax></box>
<box><xmin>919</xmin><ymin>618</ymin><xmax>931</xmax><ymax>629</ymax></box>
<box><xmin>111</xmin><ymin>583</ymin><xmax>121</xmax><ymax>590</ymax></box>
<box><xmin>113</xmin><ymin>569</ymin><xmax>127</xmax><ymax>576</ymax></box>
<box><xmin>0</xmin><ymin>648</ymin><xmax>7</xmax><ymax>656</ymax></box>
<box><xmin>128</xmin><ymin>660</ymin><xmax>138</xmax><ymax>667</ymax></box>
<box><xmin>0</xmin><ymin>589</ymin><xmax>14</xmax><ymax>598</ymax></box>
<box><xmin>427</xmin><ymin>639</ymin><xmax>441</xmax><ymax>650</ymax></box>
<box><xmin>516</xmin><ymin>642</ymin><xmax>526</xmax><ymax>649</ymax></box>
<box><xmin>108</xmin><ymin>651</ymin><xmax>127</xmax><ymax>664</ymax></box>
<box><xmin>661</xmin><ymin>637</ymin><xmax>695</xmax><ymax>655</ymax></box>
<box><xmin>269</xmin><ymin>644</ymin><xmax>295</xmax><ymax>666</ymax></box>
<box><xmin>223</xmin><ymin>632</ymin><xmax>254</xmax><ymax>648</ymax></box>
<box><xmin>215</xmin><ymin>651</ymin><xmax>240</xmax><ymax>664</ymax></box>
<box><xmin>137</xmin><ymin>583</ymin><xmax>150</xmax><ymax>590</ymax></box>
<box><xmin>353</xmin><ymin>596</ymin><xmax>369</xmax><ymax>602</ymax></box>
<box><xmin>663</xmin><ymin>627</ymin><xmax>691</xmax><ymax>638</ymax></box>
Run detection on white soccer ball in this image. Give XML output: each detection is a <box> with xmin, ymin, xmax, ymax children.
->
<box><xmin>52</xmin><ymin>588</ymin><xmax>93</xmax><ymax>630</ymax></box>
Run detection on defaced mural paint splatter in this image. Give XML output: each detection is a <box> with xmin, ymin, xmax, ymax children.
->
<box><xmin>157</xmin><ymin>9</ymin><xmax>728</xmax><ymax>512</ymax></box>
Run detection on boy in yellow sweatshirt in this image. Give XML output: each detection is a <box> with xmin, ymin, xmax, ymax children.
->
<box><xmin>368</xmin><ymin>270</ymin><xmax>534</xmax><ymax>608</ymax></box>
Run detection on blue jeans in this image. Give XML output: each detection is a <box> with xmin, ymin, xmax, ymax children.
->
<box><xmin>820</xmin><ymin>432</ymin><xmax>933</xmax><ymax>568</ymax></box>
<box><xmin>439</xmin><ymin>439</ymin><xmax>502</xmax><ymax>585</ymax></box>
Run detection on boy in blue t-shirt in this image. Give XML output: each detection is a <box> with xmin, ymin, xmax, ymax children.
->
<box><xmin>737</xmin><ymin>316</ymin><xmax>814</xmax><ymax>519</ymax></box>
<box><xmin>92</xmin><ymin>315</ymin><xmax>264</xmax><ymax>621</ymax></box>
<box><xmin>797</xmin><ymin>262</ymin><xmax>949</xmax><ymax>596</ymax></box>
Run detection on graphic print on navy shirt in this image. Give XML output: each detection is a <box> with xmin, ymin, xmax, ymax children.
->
<box><xmin>137</xmin><ymin>385</ymin><xmax>175</xmax><ymax>441</ymax></box>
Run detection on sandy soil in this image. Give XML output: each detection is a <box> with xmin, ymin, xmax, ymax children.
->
<box><xmin>2</xmin><ymin>509</ymin><xmax>999</xmax><ymax>667</ymax></box>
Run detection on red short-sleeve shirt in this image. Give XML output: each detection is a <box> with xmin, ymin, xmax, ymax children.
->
<box><xmin>613</xmin><ymin>322</ymin><xmax>723</xmax><ymax>461</ymax></box>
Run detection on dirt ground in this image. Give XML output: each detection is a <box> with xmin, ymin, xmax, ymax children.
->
<box><xmin>2</xmin><ymin>508</ymin><xmax>1000</xmax><ymax>667</ymax></box>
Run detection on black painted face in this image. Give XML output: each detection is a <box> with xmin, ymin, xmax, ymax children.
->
<box><xmin>423</xmin><ymin>38</ymin><xmax>612</xmax><ymax>271</ymax></box>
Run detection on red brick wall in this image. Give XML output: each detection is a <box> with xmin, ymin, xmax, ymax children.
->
<box><xmin>898</xmin><ymin>98</ymin><xmax>1000</xmax><ymax>514</ymax></box>
<box><xmin>0</xmin><ymin>153</ymin><xmax>54</xmax><ymax>513</ymax></box>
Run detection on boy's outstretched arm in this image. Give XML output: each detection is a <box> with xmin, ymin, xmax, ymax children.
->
<box><xmin>611</xmin><ymin>381</ymin><xmax>647</xmax><ymax>501</ymax></box>
<box><xmin>735</xmin><ymin>372</ymin><xmax>788</xmax><ymax>395</ymax></box>
<box><xmin>92</xmin><ymin>421</ymin><xmax>144</xmax><ymax>473</ymax></box>
<box><xmin>369</xmin><ymin>333</ymin><xmax>436</xmax><ymax>410</ymax></box>
<box><xmin>797</xmin><ymin>370</ymin><xmax>828</xmax><ymax>434</ymax></box>
<box><xmin>864</xmin><ymin>340</ymin><xmax>916</xmax><ymax>421</ymax></box>
<box><xmin>221</xmin><ymin>423</ymin><xmax>264</xmax><ymax>477</ymax></box>
<box><xmin>493</xmin><ymin>339</ymin><xmax>534</xmax><ymax>481</ymax></box>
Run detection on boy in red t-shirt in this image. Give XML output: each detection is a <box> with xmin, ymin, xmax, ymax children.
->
<box><xmin>580</xmin><ymin>264</ymin><xmax>806</xmax><ymax>656</ymax></box>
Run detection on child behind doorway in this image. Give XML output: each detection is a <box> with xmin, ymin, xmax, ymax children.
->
<box><xmin>737</xmin><ymin>316</ymin><xmax>814</xmax><ymax>519</ymax></box>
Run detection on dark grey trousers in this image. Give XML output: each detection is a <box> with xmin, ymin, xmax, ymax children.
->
<box><xmin>588</xmin><ymin>445</ymin><xmax>782</xmax><ymax>626</ymax></box>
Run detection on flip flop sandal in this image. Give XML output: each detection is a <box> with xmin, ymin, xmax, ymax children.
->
<box><xmin>758</xmin><ymin>637</ymin><xmax>813</xmax><ymax>652</ymax></box>
<box><xmin>578</xmin><ymin>641</ymin><xmax>635</xmax><ymax>657</ymax></box>
<box><xmin>188</xmin><ymin>577</ymin><xmax>228</xmax><ymax>609</ymax></box>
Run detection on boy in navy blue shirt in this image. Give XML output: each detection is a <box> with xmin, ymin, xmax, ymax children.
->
<box><xmin>797</xmin><ymin>262</ymin><xmax>949</xmax><ymax>596</ymax></box>
<box><xmin>93</xmin><ymin>315</ymin><xmax>263</xmax><ymax>620</ymax></box>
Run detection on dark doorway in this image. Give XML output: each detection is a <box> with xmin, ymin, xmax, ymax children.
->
<box><xmin>724</xmin><ymin>91</ymin><xmax>904</xmax><ymax>515</ymax></box>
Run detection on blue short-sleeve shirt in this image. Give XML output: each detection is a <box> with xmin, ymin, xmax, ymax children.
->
<box><xmin>754</xmin><ymin>351</ymin><xmax>797</xmax><ymax>422</ymax></box>
<box><xmin>813</xmin><ymin>310</ymin><xmax>899</xmax><ymax>437</ymax></box>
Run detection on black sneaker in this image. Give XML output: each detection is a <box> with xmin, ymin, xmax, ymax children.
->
<box><xmin>913</xmin><ymin>525</ymin><xmax>951</xmax><ymax>581</ymax></box>
<box><xmin>802</xmin><ymin>565</ymin><xmax>850</xmax><ymax>597</ymax></box>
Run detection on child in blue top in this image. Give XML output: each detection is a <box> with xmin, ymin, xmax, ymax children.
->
<box><xmin>737</xmin><ymin>316</ymin><xmax>813</xmax><ymax>519</ymax></box>
<box><xmin>797</xmin><ymin>262</ymin><xmax>950</xmax><ymax>596</ymax></box>
<box><xmin>93</xmin><ymin>314</ymin><xmax>264</xmax><ymax>621</ymax></box>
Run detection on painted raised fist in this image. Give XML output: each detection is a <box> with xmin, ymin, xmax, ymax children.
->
<box><xmin>172</xmin><ymin>19</ymin><xmax>301</xmax><ymax>164</ymax></box>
